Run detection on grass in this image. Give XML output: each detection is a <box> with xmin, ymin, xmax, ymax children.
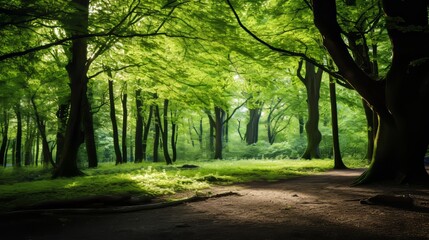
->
<box><xmin>0</xmin><ymin>158</ymin><xmax>368</xmax><ymax>213</ymax></box>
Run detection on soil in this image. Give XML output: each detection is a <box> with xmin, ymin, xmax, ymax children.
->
<box><xmin>1</xmin><ymin>168</ymin><xmax>429</xmax><ymax>240</ymax></box>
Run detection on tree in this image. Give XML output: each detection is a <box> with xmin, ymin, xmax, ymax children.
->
<box><xmin>297</xmin><ymin>60</ymin><xmax>323</xmax><ymax>159</ymax></box>
<box><xmin>108</xmin><ymin>79</ymin><xmax>123</xmax><ymax>165</ymax></box>
<box><xmin>53</xmin><ymin>0</ymin><xmax>89</xmax><ymax>177</ymax></box>
<box><xmin>313</xmin><ymin>0</ymin><xmax>429</xmax><ymax>184</ymax></box>
<box><xmin>328</xmin><ymin>67</ymin><xmax>347</xmax><ymax>169</ymax></box>
<box><xmin>121</xmin><ymin>82</ymin><xmax>128</xmax><ymax>163</ymax></box>
<box><xmin>0</xmin><ymin>111</ymin><xmax>9</xmax><ymax>167</ymax></box>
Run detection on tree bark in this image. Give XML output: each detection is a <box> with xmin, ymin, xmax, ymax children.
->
<box><xmin>108</xmin><ymin>79</ymin><xmax>123</xmax><ymax>165</ymax></box>
<box><xmin>153</xmin><ymin>107</ymin><xmax>160</xmax><ymax>162</ymax></box>
<box><xmin>121</xmin><ymin>83</ymin><xmax>128</xmax><ymax>163</ymax></box>
<box><xmin>329</xmin><ymin>73</ymin><xmax>347</xmax><ymax>169</ymax></box>
<box><xmin>155</xmin><ymin>99</ymin><xmax>172</xmax><ymax>165</ymax></box>
<box><xmin>171</xmin><ymin>121</ymin><xmax>178</xmax><ymax>162</ymax></box>
<box><xmin>214</xmin><ymin>107</ymin><xmax>225</xmax><ymax>159</ymax></box>
<box><xmin>298</xmin><ymin>61</ymin><xmax>322</xmax><ymax>159</ymax></box>
<box><xmin>35</xmin><ymin>133</ymin><xmax>39</xmax><ymax>166</ymax></box>
<box><xmin>246</xmin><ymin>108</ymin><xmax>261</xmax><ymax>145</ymax></box>
<box><xmin>134</xmin><ymin>89</ymin><xmax>143</xmax><ymax>163</ymax></box>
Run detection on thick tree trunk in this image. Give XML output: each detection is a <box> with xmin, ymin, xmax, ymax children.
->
<box><xmin>108</xmin><ymin>80</ymin><xmax>123</xmax><ymax>165</ymax></box>
<box><xmin>246</xmin><ymin>108</ymin><xmax>261</xmax><ymax>145</ymax></box>
<box><xmin>134</xmin><ymin>89</ymin><xmax>143</xmax><ymax>163</ymax></box>
<box><xmin>53</xmin><ymin>0</ymin><xmax>89</xmax><ymax>178</ymax></box>
<box><xmin>121</xmin><ymin>85</ymin><xmax>128</xmax><ymax>163</ymax></box>
<box><xmin>313</xmin><ymin>0</ymin><xmax>429</xmax><ymax>184</ymax></box>
<box><xmin>298</xmin><ymin>61</ymin><xmax>322</xmax><ymax>159</ymax></box>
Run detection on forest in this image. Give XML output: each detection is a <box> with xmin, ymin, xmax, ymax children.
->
<box><xmin>1</xmin><ymin>0</ymin><xmax>429</xmax><ymax>203</ymax></box>
<box><xmin>0</xmin><ymin>0</ymin><xmax>382</xmax><ymax>172</ymax></box>
<box><xmin>1</xmin><ymin>0</ymin><xmax>429</xmax><ymax>239</ymax></box>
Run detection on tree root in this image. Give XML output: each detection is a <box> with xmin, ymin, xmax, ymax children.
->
<box><xmin>1</xmin><ymin>192</ymin><xmax>241</xmax><ymax>216</ymax></box>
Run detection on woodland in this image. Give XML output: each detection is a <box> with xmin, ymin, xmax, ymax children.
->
<box><xmin>0</xmin><ymin>0</ymin><xmax>429</xmax><ymax>186</ymax></box>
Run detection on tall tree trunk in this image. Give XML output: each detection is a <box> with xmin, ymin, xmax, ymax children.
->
<box><xmin>129</xmin><ymin>128</ymin><xmax>133</xmax><ymax>162</ymax></box>
<box><xmin>153</xmin><ymin>108</ymin><xmax>160</xmax><ymax>162</ymax></box>
<box><xmin>171</xmin><ymin>121</ymin><xmax>178</xmax><ymax>162</ymax></box>
<box><xmin>134</xmin><ymin>89</ymin><xmax>143</xmax><ymax>163</ymax></box>
<box><xmin>14</xmin><ymin>105</ymin><xmax>22</xmax><ymax>167</ymax></box>
<box><xmin>82</xmin><ymin>94</ymin><xmax>98</xmax><ymax>168</ymax></box>
<box><xmin>0</xmin><ymin>111</ymin><xmax>9</xmax><ymax>167</ymax></box>
<box><xmin>246</xmin><ymin>108</ymin><xmax>261</xmax><ymax>145</ymax></box>
<box><xmin>108</xmin><ymin>80</ymin><xmax>123</xmax><ymax>165</ymax></box>
<box><xmin>329</xmin><ymin>73</ymin><xmax>347</xmax><ymax>169</ymax></box>
<box><xmin>35</xmin><ymin>133</ymin><xmax>39</xmax><ymax>166</ymax></box>
<box><xmin>198</xmin><ymin>119</ymin><xmax>203</xmax><ymax>149</ymax></box>
<box><xmin>11</xmin><ymin>139</ymin><xmax>16</xmax><ymax>167</ymax></box>
<box><xmin>298</xmin><ymin>61</ymin><xmax>323</xmax><ymax>159</ymax></box>
<box><xmin>121</xmin><ymin>83</ymin><xmax>128</xmax><ymax>163</ymax></box>
<box><xmin>155</xmin><ymin>99</ymin><xmax>172</xmax><ymax>165</ymax></box>
<box><xmin>53</xmin><ymin>0</ymin><xmax>89</xmax><ymax>178</ymax></box>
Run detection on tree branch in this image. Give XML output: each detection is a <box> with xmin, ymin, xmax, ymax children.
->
<box><xmin>226</xmin><ymin>0</ymin><xmax>343</xmax><ymax>81</ymax></box>
<box><xmin>312</xmin><ymin>0</ymin><xmax>388</xmax><ymax>117</ymax></box>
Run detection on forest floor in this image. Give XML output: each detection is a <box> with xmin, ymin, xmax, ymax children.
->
<box><xmin>1</xmin><ymin>168</ymin><xmax>429</xmax><ymax>240</ymax></box>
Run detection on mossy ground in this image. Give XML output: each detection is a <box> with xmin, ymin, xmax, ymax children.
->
<box><xmin>0</xmin><ymin>158</ymin><xmax>368</xmax><ymax>212</ymax></box>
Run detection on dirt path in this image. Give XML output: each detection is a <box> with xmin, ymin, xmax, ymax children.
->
<box><xmin>2</xmin><ymin>168</ymin><xmax>429</xmax><ymax>240</ymax></box>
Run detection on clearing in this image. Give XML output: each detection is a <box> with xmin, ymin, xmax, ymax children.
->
<box><xmin>1</xmin><ymin>168</ymin><xmax>429</xmax><ymax>240</ymax></box>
